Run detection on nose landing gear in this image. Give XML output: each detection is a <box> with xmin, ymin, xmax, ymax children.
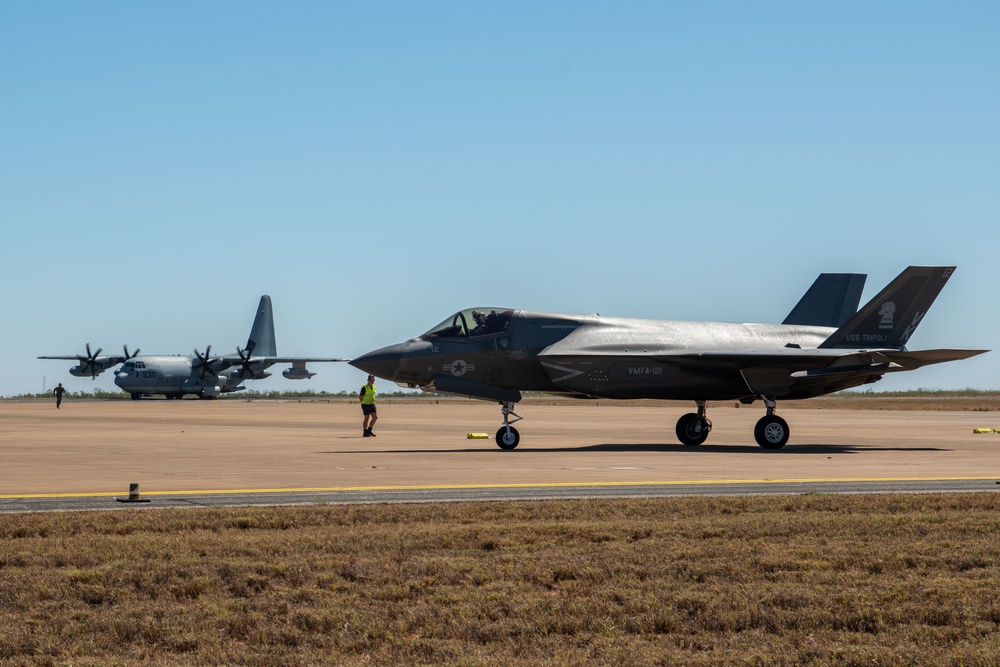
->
<box><xmin>495</xmin><ymin>401</ymin><xmax>522</xmax><ymax>450</ymax></box>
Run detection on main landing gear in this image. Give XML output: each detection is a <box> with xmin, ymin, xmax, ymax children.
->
<box><xmin>674</xmin><ymin>397</ymin><xmax>790</xmax><ymax>450</ymax></box>
<box><xmin>495</xmin><ymin>401</ymin><xmax>522</xmax><ymax>450</ymax></box>
<box><xmin>754</xmin><ymin>397</ymin><xmax>789</xmax><ymax>450</ymax></box>
<box><xmin>675</xmin><ymin>401</ymin><xmax>712</xmax><ymax>446</ymax></box>
<box><xmin>487</xmin><ymin>397</ymin><xmax>791</xmax><ymax>450</ymax></box>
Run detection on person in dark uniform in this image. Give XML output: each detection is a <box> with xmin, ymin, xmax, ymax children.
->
<box><xmin>54</xmin><ymin>383</ymin><xmax>66</xmax><ymax>409</ymax></box>
<box><xmin>359</xmin><ymin>375</ymin><xmax>378</xmax><ymax>437</ymax></box>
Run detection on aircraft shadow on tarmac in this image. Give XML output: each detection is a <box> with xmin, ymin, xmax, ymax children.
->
<box><xmin>324</xmin><ymin>443</ymin><xmax>951</xmax><ymax>455</ymax></box>
<box><xmin>576</xmin><ymin>443</ymin><xmax>950</xmax><ymax>454</ymax></box>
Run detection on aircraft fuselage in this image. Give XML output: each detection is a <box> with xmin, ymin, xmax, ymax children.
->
<box><xmin>351</xmin><ymin>308</ymin><xmax>844</xmax><ymax>403</ymax></box>
<box><xmin>114</xmin><ymin>356</ymin><xmax>245</xmax><ymax>398</ymax></box>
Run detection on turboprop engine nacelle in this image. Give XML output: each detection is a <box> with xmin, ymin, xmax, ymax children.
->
<box><xmin>70</xmin><ymin>363</ymin><xmax>113</xmax><ymax>377</ymax></box>
<box><xmin>283</xmin><ymin>366</ymin><xmax>316</xmax><ymax>380</ymax></box>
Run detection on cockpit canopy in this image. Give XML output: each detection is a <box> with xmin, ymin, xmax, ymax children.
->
<box><xmin>423</xmin><ymin>308</ymin><xmax>514</xmax><ymax>339</ymax></box>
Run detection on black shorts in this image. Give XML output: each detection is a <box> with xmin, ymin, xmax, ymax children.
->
<box><xmin>361</xmin><ymin>404</ymin><xmax>377</xmax><ymax>415</ymax></box>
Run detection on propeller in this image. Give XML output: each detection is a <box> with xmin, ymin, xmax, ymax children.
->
<box><xmin>236</xmin><ymin>346</ymin><xmax>257</xmax><ymax>379</ymax></box>
<box><xmin>193</xmin><ymin>346</ymin><xmax>217</xmax><ymax>379</ymax></box>
<box><xmin>123</xmin><ymin>345</ymin><xmax>140</xmax><ymax>361</ymax></box>
<box><xmin>78</xmin><ymin>343</ymin><xmax>103</xmax><ymax>379</ymax></box>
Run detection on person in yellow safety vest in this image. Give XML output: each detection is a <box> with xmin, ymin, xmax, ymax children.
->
<box><xmin>359</xmin><ymin>374</ymin><xmax>378</xmax><ymax>437</ymax></box>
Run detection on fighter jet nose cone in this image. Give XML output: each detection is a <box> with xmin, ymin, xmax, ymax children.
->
<box><xmin>350</xmin><ymin>343</ymin><xmax>408</xmax><ymax>380</ymax></box>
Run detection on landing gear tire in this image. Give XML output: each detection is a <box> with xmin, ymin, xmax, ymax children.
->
<box><xmin>754</xmin><ymin>415</ymin><xmax>789</xmax><ymax>450</ymax></box>
<box><xmin>675</xmin><ymin>412</ymin><xmax>711</xmax><ymax>446</ymax></box>
<box><xmin>496</xmin><ymin>426</ymin><xmax>520</xmax><ymax>450</ymax></box>
<box><xmin>130</xmin><ymin>393</ymin><xmax>141</xmax><ymax>401</ymax></box>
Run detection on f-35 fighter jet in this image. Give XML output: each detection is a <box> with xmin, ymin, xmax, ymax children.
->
<box><xmin>351</xmin><ymin>267</ymin><xmax>986</xmax><ymax>450</ymax></box>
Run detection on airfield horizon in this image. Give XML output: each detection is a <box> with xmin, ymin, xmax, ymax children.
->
<box><xmin>6</xmin><ymin>390</ymin><xmax>1000</xmax><ymax>412</ymax></box>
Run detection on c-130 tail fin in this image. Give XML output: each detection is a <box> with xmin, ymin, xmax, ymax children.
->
<box><xmin>246</xmin><ymin>295</ymin><xmax>277</xmax><ymax>357</ymax></box>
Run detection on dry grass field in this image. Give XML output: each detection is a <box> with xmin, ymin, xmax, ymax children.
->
<box><xmin>2</xmin><ymin>494</ymin><xmax>999</xmax><ymax>666</ymax></box>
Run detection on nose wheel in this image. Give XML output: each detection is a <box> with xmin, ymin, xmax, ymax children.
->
<box><xmin>495</xmin><ymin>401</ymin><xmax>522</xmax><ymax>450</ymax></box>
<box><xmin>496</xmin><ymin>426</ymin><xmax>520</xmax><ymax>449</ymax></box>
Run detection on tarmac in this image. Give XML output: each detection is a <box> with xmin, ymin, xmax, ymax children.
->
<box><xmin>1</xmin><ymin>399</ymin><xmax>998</xmax><ymax>511</ymax></box>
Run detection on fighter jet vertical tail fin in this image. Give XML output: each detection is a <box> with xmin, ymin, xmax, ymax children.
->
<box><xmin>819</xmin><ymin>266</ymin><xmax>956</xmax><ymax>349</ymax></box>
<box><xmin>783</xmin><ymin>273</ymin><xmax>867</xmax><ymax>328</ymax></box>
<box><xmin>246</xmin><ymin>295</ymin><xmax>277</xmax><ymax>357</ymax></box>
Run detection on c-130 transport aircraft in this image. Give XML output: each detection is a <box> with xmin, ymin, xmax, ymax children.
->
<box><xmin>40</xmin><ymin>295</ymin><xmax>346</xmax><ymax>399</ymax></box>
<box><xmin>350</xmin><ymin>266</ymin><xmax>986</xmax><ymax>450</ymax></box>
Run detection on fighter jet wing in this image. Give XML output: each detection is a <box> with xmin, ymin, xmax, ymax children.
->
<box><xmin>722</xmin><ymin>348</ymin><xmax>987</xmax><ymax>396</ymax></box>
<box><xmin>540</xmin><ymin>345</ymin><xmax>989</xmax><ymax>398</ymax></box>
<box><xmin>671</xmin><ymin>346</ymin><xmax>988</xmax><ymax>370</ymax></box>
<box><xmin>870</xmin><ymin>348</ymin><xmax>989</xmax><ymax>371</ymax></box>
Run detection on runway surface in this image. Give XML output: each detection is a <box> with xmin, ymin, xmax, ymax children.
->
<box><xmin>2</xmin><ymin>399</ymin><xmax>998</xmax><ymax>512</ymax></box>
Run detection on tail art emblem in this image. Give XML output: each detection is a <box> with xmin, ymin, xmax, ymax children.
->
<box><xmin>879</xmin><ymin>301</ymin><xmax>895</xmax><ymax>329</ymax></box>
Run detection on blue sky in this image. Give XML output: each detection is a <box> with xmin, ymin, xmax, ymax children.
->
<box><xmin>2</xmin><ymin>2</ymin><xmax>997</xmax><ymax>397</ymax></box>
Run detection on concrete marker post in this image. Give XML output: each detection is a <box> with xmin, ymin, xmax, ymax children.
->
<box><xmin>115</xmin><ymin>482</ymin><xmax>151</xmax><ymax>503</ymax></box>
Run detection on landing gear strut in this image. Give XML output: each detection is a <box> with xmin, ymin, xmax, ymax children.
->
<box><xmin>675</xmin><ymin>400</ymin><xmax>712</xmax><ymax>446</ymax></box>
<box><xmin>495</xmin><ymin>401</ymin><xmax>522</xmax><ymax>450</ymax></box>
<box><xmin>754</xmin><ymin>397</ymin><xmax>789</xmax><ymax>450</ymax></box>
<box><xmin>676</xmin><ymin>398</ymin><xmax>789</xmax><ymax>449</ymax></box>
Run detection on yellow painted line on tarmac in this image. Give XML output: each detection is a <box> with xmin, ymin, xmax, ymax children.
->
<box><xmin>1</xmin><ymin>476</ymin><xmax>997</xmax><ymax>500</ymax></box>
